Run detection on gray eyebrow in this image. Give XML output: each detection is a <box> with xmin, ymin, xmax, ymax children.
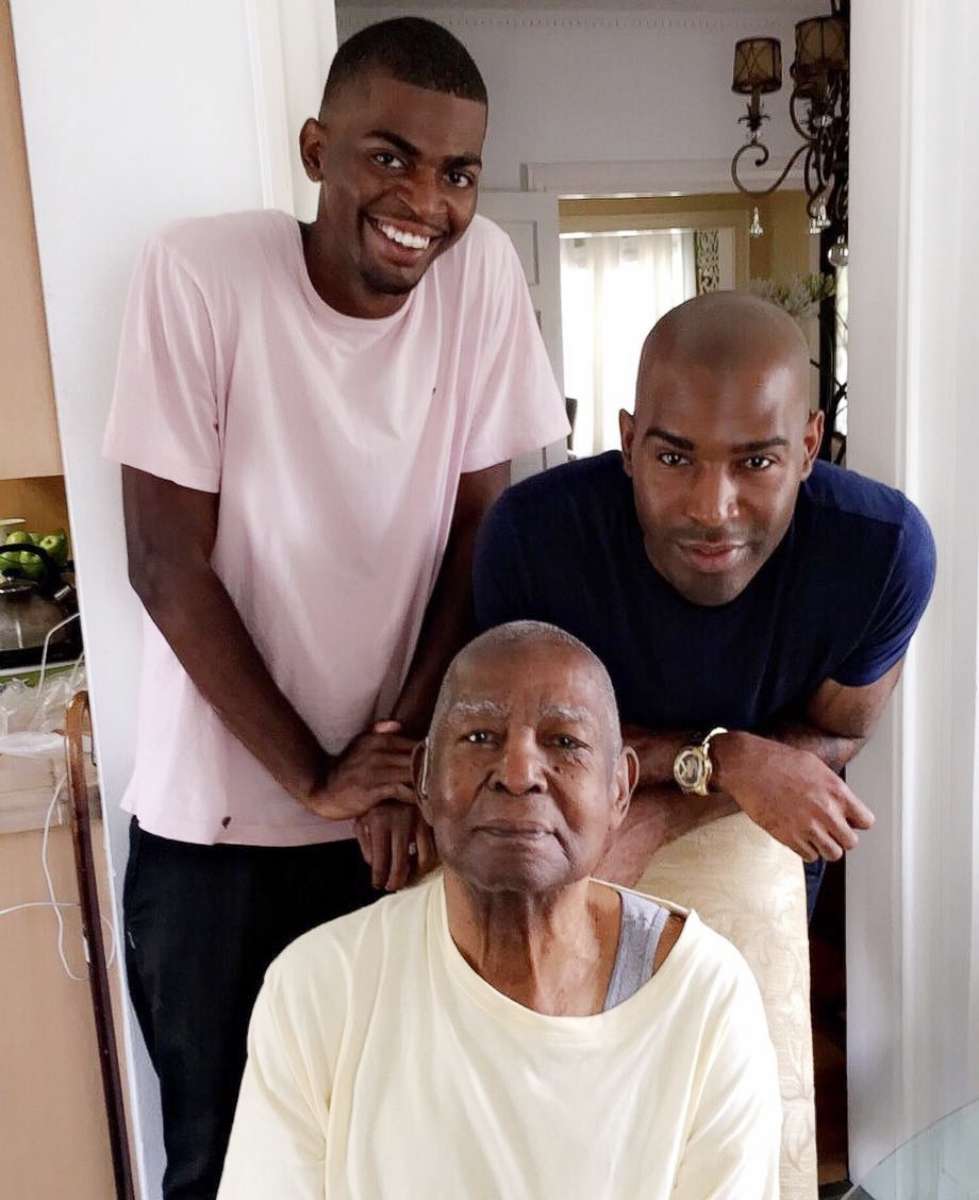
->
<box><xmin>539</xmin><ymin>704</ymin><xmax>594</xmax><ymax>726</ymax></box>
<box><xmin>448</xmin><ymin>698</ymin><xmax>508</xmax><ymax>721</ymax></box>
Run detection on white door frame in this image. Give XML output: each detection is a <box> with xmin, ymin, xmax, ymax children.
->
<box><xmin>846</xmin><ymin>0</ymin><xmax>979</xmax><ymax>1181</ymax></box>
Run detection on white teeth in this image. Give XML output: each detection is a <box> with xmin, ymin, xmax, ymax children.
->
<box><xmin>377</xmin><ymin>221</ymin><xmax>431</xmax><ymax>250</ymax></box>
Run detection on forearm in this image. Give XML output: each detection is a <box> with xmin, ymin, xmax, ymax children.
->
<box><xmin>597</xmin><ymin>783</ymin><xmax>738</xmax><ymax>888</ymax></box>
<box><xmin>137</xmin><ymin>566</ymin><xmax>327</xmax><ymax>803</ymax></box>
<box><xmin>765</xmin><ymin>720</ymin><xmax>864</xmax><ymax>773</ymax></box>
<box><xmin>392</xmin><ymin>518</ymin><xmax>480</xmax><ymax>738</ymax></box>
<box><xmin>626</xmin><ymin>720</ymin><xmax>862</xmax><ymax>790</ymax></box>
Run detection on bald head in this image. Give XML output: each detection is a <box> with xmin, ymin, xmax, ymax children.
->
<box><xmin>619</xmin><ymin>291</ymin><xmax>824</xmax><ymax>607</ymax></box>
<box><xmin>636</xmin><ymin>292</ymin><xmax>811</xmax><ymax>418</ymax></box>
<box><xmin>430</xmin><ymin>621</ymin><xmax>621</xmax><ymax>759</ymax></box>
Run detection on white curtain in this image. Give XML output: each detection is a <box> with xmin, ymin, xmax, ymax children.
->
<box><xmin>560</xmin><ymin>230</ymin><xmax>696</xmax><ymax>458</ymax></box>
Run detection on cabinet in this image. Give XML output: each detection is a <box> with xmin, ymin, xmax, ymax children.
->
<box><xmin>0</xmin><ymin>0</ymin><xmax>63</xmax><ymax>480</ymax></box>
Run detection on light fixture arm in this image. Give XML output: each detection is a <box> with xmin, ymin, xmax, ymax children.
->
<box><xmin>730</xmin><ymin>137</ymin><xmax>811</xmax><ymax>199</ymax></box>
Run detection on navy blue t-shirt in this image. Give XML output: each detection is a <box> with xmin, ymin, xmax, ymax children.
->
<box><xmin>473</xmin><ymin>451</ymin><xmax>936</xmax><ymax>731</ymax></box>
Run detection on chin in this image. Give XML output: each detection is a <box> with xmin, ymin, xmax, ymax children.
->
<box><xmin>360</xmin><ymin>267</ymin><xmax>419</xmax><ymax>297</ymax></box>
<box><xmin>679</xmin><ymin>575</ymin><xmax>750</xmax><ymax>607</ymax></box>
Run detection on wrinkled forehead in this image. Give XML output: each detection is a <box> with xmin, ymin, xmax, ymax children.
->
<box><xmin>437</xmin><ymin>648</ymin><xmax>608</xmax><ymax>736</ymax></box>
<box><xmin>446</xmin><ymin>694</ymin><xmax>597</xmax><ymax>729</ymax></box>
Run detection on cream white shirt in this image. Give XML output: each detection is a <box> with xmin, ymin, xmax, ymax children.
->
<box><xmin>218</xmin><ymin>876</ymin><xmax>781</xmax><ymax>1199</ymax></box>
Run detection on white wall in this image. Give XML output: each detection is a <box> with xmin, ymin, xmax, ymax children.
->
<box><xmin>847</xmin><ymin>0</ymin><xmax>979</xmax><ymax>1183</ymax></box>
<box><xmin>9</xmin><ymin>2</ymin><xmax>335</xmax><ymax>1194</ymax></box>
<box><xmin>339</xmin><ymin>6</ymin><xmax>804</xmax><ymax>190</ymax></box>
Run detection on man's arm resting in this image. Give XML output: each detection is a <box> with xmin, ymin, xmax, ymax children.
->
<box><xmin>608</xmin><ymin>663</ymin><xmax>904</xmax><ymax>875</ymax></box>
<box><xmin>353</xmin><ymin>461</ymin><xmax>511</xmax><ymax>889</ymax></box>
<box><xmin>122</xmin><ymin>467</ymin><xmax>414</xmax><ymax>820</ymax></box>
<box><xmin>391</xmin><ymin>460</ymin><xmax>511</xmax><ymax>736</ymax></box>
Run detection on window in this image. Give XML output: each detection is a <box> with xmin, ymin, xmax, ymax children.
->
<box><xmin>560</xmin><ymin>229</ymin><xmax>696</xmax><ymax>457</ymax></box>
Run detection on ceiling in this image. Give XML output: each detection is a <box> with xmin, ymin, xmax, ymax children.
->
<box><xmin>337</xmin><ymin>0</ymin><xmax>818</xmax><ymax>12</ymax></box>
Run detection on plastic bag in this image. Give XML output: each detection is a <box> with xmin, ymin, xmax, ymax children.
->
<box><xmin>0</xmin><ymin>657</ymin><xmax>86</xmax><ymax>758</ymax></box>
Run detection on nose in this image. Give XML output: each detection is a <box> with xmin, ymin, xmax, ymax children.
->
<box><xmin>685</xmin><ymin>464</ymin><xmax>739</xmax><ymax>530</ymax></box>
<box><xmin>398</xmin><ymin>167</ymin><xmax>448</xmax><ymax>229</ymax></box>
<box><xmin>489</xmin><ymin>731</ymin><xmax>546</xmax><ymax>797</ymax></box>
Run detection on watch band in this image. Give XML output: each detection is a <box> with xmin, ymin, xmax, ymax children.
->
<box><xmin>700</xmin><ymin>726</ymin><xmax>728</xmax><ymax>755</ymax></box>
<box><xmin>673</xmin><ymin>726</ymin><xmax>728</xmax><ymax>796</ymax></box>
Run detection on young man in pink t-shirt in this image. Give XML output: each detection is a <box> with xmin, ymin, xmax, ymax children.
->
<box><xmin>104</xmin><ymin>17</ymin><xmax>567</xmax><ymax>1198</ymax></box>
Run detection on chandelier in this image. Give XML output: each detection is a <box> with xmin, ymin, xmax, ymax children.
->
<box><xmin>730</xmin><ymin>0</ymin><xmax>849</xmax><ymax>267</ymax></box>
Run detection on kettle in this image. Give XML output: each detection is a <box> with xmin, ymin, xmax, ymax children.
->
<box><xmin>0</xmin><ymin>543</ymin><xmax>78</xmax><ymax>664</ymax></box>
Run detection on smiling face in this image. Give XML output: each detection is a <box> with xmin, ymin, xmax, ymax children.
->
<box><xmin>418</xmin><ymin>639</ymin><xmax>635</xmax><ymax>896</ymax></box>
<box><xmin>620</xmin><ymin>295</ymin><xmax>823</xmax><ymax>607</ymax></box>
<box><xmin>299</xmin><ymin>71</ymin><xmax>486</xmax><ymax>317</ymax></box>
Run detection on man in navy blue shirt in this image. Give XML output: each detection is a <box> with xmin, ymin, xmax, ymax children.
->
<box><xmin>473</xmin><ymin>293</ymin><xmax>935</xmax><ymax>911</ymax></box>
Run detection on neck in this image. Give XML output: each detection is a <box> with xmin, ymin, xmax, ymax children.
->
<box><xmin>444</xmin><ymin>871</ymin><xmax>620</xmax><ymax>1016</ymax></box>
<box><xmin>300</xmin><ymin>218</ymin><xmax>408</xmax><ymax>320</ymax></box>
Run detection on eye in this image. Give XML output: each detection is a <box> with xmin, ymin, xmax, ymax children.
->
<box><xmin>446</xmin><ymin>170</ymin><xmax>475</xmax><ymax>189</ymax></box>
<box><xmin>463</xmin><ymin>730</ymin><xmax>494</xmax><ymax>745</ymax></box>
<box><xmin>371</xmin><ymin>151</ymin><xmax>406</xmax><ymax>170</ymax></box>
<box><xmin>657</xmin><ymin>451</ymin><xmax>691</xmax><ymax>467</ymax></box>
<box><xmin>742</xmin><ymin>455</ymin><xmax>774</xmax><ymax>471</ymax></box>
<box><xmin>552</xmin><ymin>734</ymin><xmax>585</xmax><ymax>751</ymax></box>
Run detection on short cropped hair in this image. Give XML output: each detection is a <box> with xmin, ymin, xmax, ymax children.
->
<box><xmin>321</xmin><ymin>17</ymin><xmax>488</xmax><ymax>115</ymax></box>
<box><xmin>429</xmin><ymin>621</ymin><xmax>623</xmax><ymax>761</ymax></box>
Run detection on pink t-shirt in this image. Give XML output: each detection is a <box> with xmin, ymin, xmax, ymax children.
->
<box><xmin>104</xmin><ymin>210</ymin><xmax>568</xmax><ymax>847</ymax></box>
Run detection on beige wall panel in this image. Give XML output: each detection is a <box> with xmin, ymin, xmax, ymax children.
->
<box><xmin>0</xmin><ymin>809</ymin><xmax>125</xmax><ymax>1199</ymax></box>
<box><xmin>0</xmin><ymin>0</ymin><xmax>63</xmax><ymax>480</ymax></box>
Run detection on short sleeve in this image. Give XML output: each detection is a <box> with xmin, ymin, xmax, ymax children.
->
<box><xmin>832</xmin><ymin>500</ymin><xmax>937</xmax><ymax>687</ymax></box>
<box><xmin>473</xmin><ymin>490</ymin><xmax>535</xmax><ymax>631</ymax></box>
<box><xmin>103</xmin><ymin>233</ymin><xmax>222</xmax><ymax>492</ymax></box>
<box><xmin>460</xmin><ymin>226</ymin><xmax>569</xmax><ymax>474</ymax></box>
<box><xmin>217</xmin><ymin>968</ymin><xmax>327</xmax><ymax>1200</ymax></box>
<box><xmin>671</xmin><ymin>955</ymin><xmax>782</xmax><ymax>1200</ymax></box>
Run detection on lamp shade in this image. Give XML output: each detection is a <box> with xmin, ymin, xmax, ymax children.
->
<box><xmin>732</xmin><ymin>37</ymin><xmax>783</xmax><ymax>95</ymax></box>
<box><xmin>793</xmin><ymin>16</ymin><xmax>848</xmax><ymax>83</ymax></box>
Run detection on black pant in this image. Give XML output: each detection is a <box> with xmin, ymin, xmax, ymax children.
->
<box><xmin>123</xmin><ymin>818</ymin><xmax>378</xmax><ymax>1200</ymax></box>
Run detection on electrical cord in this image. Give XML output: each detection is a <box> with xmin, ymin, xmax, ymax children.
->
<box><xmin>0</xmin><ymin>765</ymin><xmax>118</xmax><ymax>979</ymax></box>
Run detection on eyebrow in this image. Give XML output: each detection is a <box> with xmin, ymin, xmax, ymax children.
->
<box><xmin>644</xmin><ymin>426</ymin><xmax>790</xmax><ymax>453</ymax></box>
<box><xmin>365</xmin><ymin>129</ymin><xmax>483</xmax><ymax>170</ymax></box>
<box><xmin>539</xmin><ymin>704</ymin><xmax>593</xmax><ymax>726</ymax></box>
<box><xmin>449</xmin><ymin>698</ymin><xmax>508</xmax><ymax>721</ymax></box>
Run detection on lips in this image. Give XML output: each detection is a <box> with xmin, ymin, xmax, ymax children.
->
<box><xmin>365</xmin><ymin>216</ymin><xmax>441</xmax><ymax>263</ymax></box>
<box><xmin>475</xmin><ymin>821</ymin><xmax>551</xmax><ymax>840</ymax></box>
<box><xmin>675</xmin><ymin>541</ymin><xmax>748</xmax><ymax>574</ymax></box>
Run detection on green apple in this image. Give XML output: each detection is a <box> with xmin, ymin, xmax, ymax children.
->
<box><xmin>4</xmin><ymin>531</ymin><xmax>32</xmax><ymax>546</ymax></box>
<box><xmin>39</xmin><ymin>531</ymin><xmax>68</xmax><ymax>567</ymax></box>
<box><xmin>17</xmin><ymin>551</ymin><xmax>45</xmax><ymax>580</ymax></box>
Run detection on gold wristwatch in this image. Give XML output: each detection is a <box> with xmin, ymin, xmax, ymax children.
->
<box><xmin>673</xmin><ymin>727</ymin><xmax>728</xmax><ymax>796</ymax></box>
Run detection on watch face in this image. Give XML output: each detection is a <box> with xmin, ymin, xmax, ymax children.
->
<box><xmin>674</xmin><ymin>748</ymin><xmax>706</xmax><ymax>792</ymax></box>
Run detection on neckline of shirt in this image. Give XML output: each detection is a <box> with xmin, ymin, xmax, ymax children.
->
<box><xmin>284</xmin><ymin>212</ymin><xmax>417</xmax><ymax>332</ymax></box>
<box><xmin>430</xmin><ymin>875</ymin><xmax>698</xmax><ymax>1042</ymax></box>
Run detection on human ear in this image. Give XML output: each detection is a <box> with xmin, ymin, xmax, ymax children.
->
<box><xmin>609</xmin><ymin>745</ymin><xmax>639</xmax><ymax>832</ymax></box>
<box><xmin>800</xmin><ymin>409</ymin><xmax>825</xmax><ymax>478</ymax></box>
<box><xmin>299</xmin><ymin>118</ymin><xmax>327</xmax><ymax>182</ymax></box>
<box><xmin>619</xmin><ymin>410</ymin><xmax>636</xmax><ymax>476</ymax></box>
<box><xmin>412</xmin><ymin>739</ymin><xmax>433</xmax><ymax>824</ymax></box>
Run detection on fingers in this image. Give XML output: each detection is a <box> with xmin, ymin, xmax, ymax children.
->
<box><xmin>805</xmin><ymin>827</ymin><xmax>845</xmax><ymax>863</ymax></box>
<box><xmin>415</xmin><ymin>821</ymin><xmax>438</xmax><ymax>876</ymax></box>
<box><xmin>372</xmin><ymin>720</ymin><xmax>401</xmax><ymax>734</ymax></box>
<box><xmin>360</xmin><ymin>730</ymin><xmax>417</xmax><ymax>755</ymax></box>
<box><xmin>844</xmin><ymin>792</ymin><xmax>876</xmax><ymax>830</ymax></box>
<box><xmin>368</xmin><ymin>783</ymin><xmax>416</xmax><ymax>807</ymax></box>
<box><xmin>369</xmin><ymin>818</ymin><xmax>392</xmax><ymax>890</ymax></box>
<box><xmin>385</xmin><ymin>814</ymin><xmax>414</xmax><ymax>892</ymax></box>
<box><xmin>354</xmin><ymin>815</ymin><xmax>372</xmax><ymax>865</ymax></box>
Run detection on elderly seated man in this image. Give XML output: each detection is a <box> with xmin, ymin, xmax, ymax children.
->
<box><xmin>218</xmin><ymin>621</ymin><xmax>780</xmax><ymax>1199</ymax></box>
